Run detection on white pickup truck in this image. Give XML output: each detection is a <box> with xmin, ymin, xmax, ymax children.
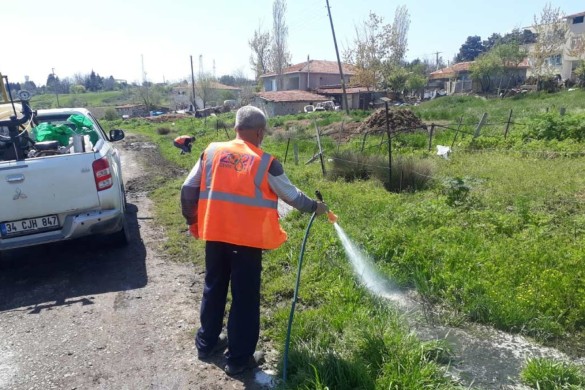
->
<box><xmin>0</xmin><ymin>99</ymin><xmax>129</xmax><ymax>252</ymax></box>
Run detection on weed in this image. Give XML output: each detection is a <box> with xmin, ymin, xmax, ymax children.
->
<box><xmin>521</xmin><ymin>358</ymin><xmax>585</xmax><ymax>389</ymax></box>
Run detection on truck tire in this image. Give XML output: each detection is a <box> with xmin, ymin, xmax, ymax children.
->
<box><xmin>110</xmin><ymin>185</ymin><xmax>130</xmax><ymax>247</ymax></box>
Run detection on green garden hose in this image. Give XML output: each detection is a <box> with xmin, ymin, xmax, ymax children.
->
<box><xmin>282</xmin><ymin>191</ymin><xmax>321</xmax><ymax>384</ymax></box>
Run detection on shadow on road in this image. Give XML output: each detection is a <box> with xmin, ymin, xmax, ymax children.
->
<box><xmin>0</xmin><ymin>202</ymin><xmax>147</xmax><ymax>312</ymax></box>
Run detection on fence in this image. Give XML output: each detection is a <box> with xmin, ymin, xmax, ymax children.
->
<box><xmin>276</xmin><ymin>105</ymin><xmax>579</xmax><ymax>187</ymax></box>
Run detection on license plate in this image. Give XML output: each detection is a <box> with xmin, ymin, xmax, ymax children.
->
<box><xmin>1</xmin><ymin>215</ymin><xmax>59</xmax><ymax>237</ymax></box>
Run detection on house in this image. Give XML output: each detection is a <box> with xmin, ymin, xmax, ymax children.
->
<box><xmin>260</xmin><ymin>59</ymin><xmax>355</xmax><ymax>92</ymax></box>
<box><xmin>428</xmin><ymin>62</ymin><xmax>476</xmax><ymax>94</ymax></box>
<box><xmin>429</xmin><ymin>59</ymin><xmax>529</xmax><ymax>94</ymax></box>
<box><xmin>253</xmin><ymin>90</ymin><xmax>329</xmax><ymax>117</ymax></box>
<box><xmin>314</xmin><ymin>85</ymin><xmax>375</xmax><ymax>110</ymax></box>
<box><xmin>523</xmin><ymin>10</ymin><xmax>585</xmax><ymax>81</ymax></box>
<box><xmin>114</xmin><ymin>104</ymin><xmax>150</xmax><ymax>118</ymax></box>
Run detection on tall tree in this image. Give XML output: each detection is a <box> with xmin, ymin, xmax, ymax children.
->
<box><xmin>270</xmin><ymin>0</ymin><xmax>291</xmax><ymax>90</ymax></box>
<box><xmin>389</xmin><ymin>5</ymin><xmax>410</xmax><ymax>64</ymax></box>
<box><xmin>530</xmin><ymin>3</ymin><xmax>567</xmax><ymax>81</ymax></box>
<box><xmin>249</xmin><ymin>25</ymin><xmax>271</xmax><ymax>81</ymax></box>
<box><xmin>343</xmin><ymin>12</ymin><xmax>392</xmax><ymax>90</ymax></box>
<box><xmin>456</xmin><ymin>36</ymin><xmax>485</xmax><ymax>62</ymax></box>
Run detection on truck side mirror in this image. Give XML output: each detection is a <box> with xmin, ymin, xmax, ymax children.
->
<box><xmin>109</xmin><ymin>129</ymin><xmax>125</xmax><ymax>142</ymax></box>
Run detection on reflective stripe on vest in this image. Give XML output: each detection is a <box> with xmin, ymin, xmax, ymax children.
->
<box><xmin>201</xmin><ymin>144</ymin><xmax>277</xmax><ymax>209</ymax></box>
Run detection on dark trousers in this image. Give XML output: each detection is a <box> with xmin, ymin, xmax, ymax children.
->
<box><xmin>196</xmin><ymin>241</ymin><xmax>262</xmax><ymax>365</ymax></box>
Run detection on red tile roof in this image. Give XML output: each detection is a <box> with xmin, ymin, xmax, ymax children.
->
<box><xmin>256</xmin><ymin>90</ymin><xmax>328</xmax><ymax>103</ymax></box>
<box><xmin>260</xmin><ymin>60</ymin><xmax>355</xmax><ymax>78</ymax></box>
<box><xmin>429</xmin><ymin>59</ymin><xmax>530</xmax><ymax>80</ymax></box>
<box><xmin>316</xmin><ymin>86</ymin><xmax>371</xmax><ymax>94</ymax></box>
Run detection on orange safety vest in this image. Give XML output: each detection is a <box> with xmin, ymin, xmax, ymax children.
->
<box><xmin>197</xmin><ymin>139</ymin><xmax>287</xmax><ymax>249</ymax></box>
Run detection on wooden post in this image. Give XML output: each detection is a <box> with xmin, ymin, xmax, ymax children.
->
<box><xmin>428</xmin><ymin>124</ymin><xmax>435</xmax><ymax>151</ymax></box>
<box><xmin>504</xmin><ymin>109</ymin><xmax>513</xmax><ymax>139</ymax></box>
<box><xmin>451</xmin><ymin>116</ymin><xmax>463</xmax><ymax>148</ymax></box>
<box><xmin>385</xmin><ymin>101</ymin><xmax>392</xmax><ymax>188</ymax></box>
<box><xmin>284</xmin><ymin>138</ymin><xmax>291</xmax><ymax>164</ymax></box>
<box><xmin>314</xmin><ymin>119</ymin><xmax>326</xmax><ymax>176</ymax></box>
<box><xmin>294</xmin><ymin>142</ymin><xmax>299</xmax><ymax>165</ymax></box>
<box><xmin>473</xmin><ymin>113</ymin><xmax>488</xmax><ymax>138</ymax></box>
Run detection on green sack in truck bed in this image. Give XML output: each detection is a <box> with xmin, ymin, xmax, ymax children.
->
<box><xmin>67</xmin><ymin>114</ymin><xmax>99</xmax><ymax>144</ymax></box>
<box><xmin>32</xmin><ymin>122</ymin><xmax>73</xmax><ymax>146</ymax></box>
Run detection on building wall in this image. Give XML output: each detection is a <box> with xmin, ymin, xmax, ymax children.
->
<box><xmin>263</xmin><ymin>72</ymin><xmax>351</xmax><ymax>92</ymax></box>
<box><xmin>252</xmin><ymin>98</ymin><xmax>310</xmax><ymax>117</ymax></box>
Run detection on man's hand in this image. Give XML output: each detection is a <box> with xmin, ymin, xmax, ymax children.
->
<box><xmin>315</xmin><ymin>201</ymin><xmax>329</xmax><ymax>216</ymax></box>
<box><xmin>189</xmin><ymin>224</ymin><xmax>199</xmax><ymax>238</ymax></box>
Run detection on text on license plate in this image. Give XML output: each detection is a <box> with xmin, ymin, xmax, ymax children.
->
<box><xmin>1</xmin><ymin>215</ymin><xmax>59</xmax><ymax>237</ymax></box>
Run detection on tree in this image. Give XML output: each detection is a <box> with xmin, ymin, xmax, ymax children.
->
<box><xmin>343</xmin><ymin>12</ymin><xmax>392</xmax><ymax>90</ymax></box>
<box><xmin>530</xmin><ymin>3</ymin><xmax>567</xmax><ymax>83</ymax></box>
<box><xmin>249</xmin><ymin>25</ymin><xmax>271</xmax><ymax>81</ymax></box>
<box><xmin>219</xmin><ymin>75</ymin><xmax>236</xmax><ymax>86</ymax></box>
<box><xmin>470</xmin><ymin>51</ymin><xmax>501</xmax><ymax>92</ymax></box>
<box><xmin>456</xmin><ymin>36</ymin><xmax>485</xmax><ymax>62</ymax></box>
<box><xmin>483</xmin><ymin>33</ymin><xmax>502</xmax><ymax>52</ymax></box>
<box><xmin>270</xmin><ymin>0</ymin><xmax>291</xmax><ymax>90</ymax></box>
<box><xmin>389</xmin><ymin>5</ymin><xmax>410</xmax><ymax>64</ymax></box>
<box><xmin>196</xmin><ymin>72</ymin><xmax>217</xmax><ymax>108</ymax></box>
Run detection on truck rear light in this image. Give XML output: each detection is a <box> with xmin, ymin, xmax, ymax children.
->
<box><xmin>92</xmin><ymin>157</ymin><xmax>113</xmax><ymax>191</ymax></box>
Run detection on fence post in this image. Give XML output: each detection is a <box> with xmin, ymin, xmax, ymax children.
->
<box><xmin>428</xmin><ymin>124</ymin><xmax>435</xmax><ymax>152</ymax></box>
<box><xmin>284</xmin><ymin>138</ymin><xmax>291</xmax><ymax>164</ymax></box>
<box><xmin>314</xmin><ymin>119</ymin><xmax>326</xmax><ymax>176</ymax></box>
<box><xmin>504</xmin><ymin>109</ymin><xmax>513</xmax><ymax>139</ymax></box>
<box><xmin>473</xmin><ymin>113</ymin><xmax>488</xmax><ymax>139</ymax></box>
<box><xmin>385</xmin><ymin>101</ymin><xmax>392</xmax><ymax>188</ymax></box>
<box><xmin>451</xmin><ymin>116</ymin><xmax>463</xmax><ymax>148</ymax></box>
<box><xmin>560</xmin><ymin>107</ymin><xmax>566</xmax><ymax>116</ymax></box>
<box><xmin>294</xmin><ymin>142</ymin><xmax>299</xmax><ymax>165</ymax></box>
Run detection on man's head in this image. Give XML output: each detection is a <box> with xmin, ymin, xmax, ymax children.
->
<box><xmin>235</xmin><ymin>105</ymin><xmax>266</xmax><ymax>147</ymax></box>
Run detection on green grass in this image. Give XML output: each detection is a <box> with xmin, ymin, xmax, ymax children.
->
<box><xmin>521</xmin><ymin>358</ymin><xmax>585</xmax><ymax>389</ymax></box>
<box><xmin>103</xmin><ymin>89</ymin><xmax>585</xmax><ymax>388</ymax></box>
<box><xmin>30</xmin><ymin>90</ymin><xmax>135</xmax><ymax>109</ymax></box>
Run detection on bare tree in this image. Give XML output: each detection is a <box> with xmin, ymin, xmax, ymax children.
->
<box><xmin>389</xmin><ymin>5</ymin><xmax>410</xmax><ymax>65</ymax></box>
<box><xmin>197</xmin><ymin>72</ymin><xmax>216</xmax><ymax>109</ymax></box>
<box><xmin>530</xmin><ymin>3</ymin><xmax>567</xmax><ymax>82</ymax></box>
<box><xmin>249</xmin><ymin>25</ymin><xmax>271</xmax><ymax>81</ymax></box>
<box><xmin>270</xmin><ymin>0</ymin><xmax>291</xmax><ymax>90</ymax></box>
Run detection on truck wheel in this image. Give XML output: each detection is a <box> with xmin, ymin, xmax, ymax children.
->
<box><xmin>111</xmin><ymin>213</ymin><xmax>130</xmax><ymax>247</ymax></box>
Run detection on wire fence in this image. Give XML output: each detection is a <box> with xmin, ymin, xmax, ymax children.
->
<box><xmin>277</xmin><ymin>105</ymin><xmax>581</xmax><ymax>183</ymax></box>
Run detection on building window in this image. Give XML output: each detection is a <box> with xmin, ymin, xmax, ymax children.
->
<box><xmin>548</xmin><ymin>54</ymin><xmax>562</xmax><ymax>66</ymax></box>
<box><xmin>573</xmin><ymin>16</ymin><xmax>584</xmax><ymax>24</ymax></box>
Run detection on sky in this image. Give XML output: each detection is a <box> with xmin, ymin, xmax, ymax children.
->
<box><xmin>2</xmin><ymin>0</ymin><xmax>582</xmax><ymax>86</ymax></box>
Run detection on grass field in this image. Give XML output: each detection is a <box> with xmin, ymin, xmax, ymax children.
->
<box><xmin>101</xmin><ymin>90</ymin><xmax>585</xmax><ymax>389</ymax></box>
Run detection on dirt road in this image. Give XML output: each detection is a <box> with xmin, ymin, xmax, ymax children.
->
<box><xmin>0</xmin><ymin>135</ymin><xmax>274</xmax><ymax>390</ymax></box>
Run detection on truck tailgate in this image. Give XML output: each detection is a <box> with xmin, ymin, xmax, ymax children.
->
<box><xmin>0</xmin><ymin>153</ymin><xmax>100</xmax><ymax>222</ymax></box>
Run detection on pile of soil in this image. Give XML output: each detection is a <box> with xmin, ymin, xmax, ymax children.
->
<box><xmin>357</xmin><ymin>108</ymin><xmax>426</xmax><ymax>134</ymax></box>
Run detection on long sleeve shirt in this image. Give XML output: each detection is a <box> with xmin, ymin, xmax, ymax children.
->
<box><xmin>181</xmin><ymin>153</ymin><xmax>317</xmax><ymax>225</ymax></box>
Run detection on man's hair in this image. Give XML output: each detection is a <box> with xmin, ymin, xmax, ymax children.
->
<box><xmin>235</xmin><ymin>105</ymin><xmax>266</xmax><ymax>131</ymax></box>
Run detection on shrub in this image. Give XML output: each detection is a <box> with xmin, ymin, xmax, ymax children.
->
<box><xmin>328</xmin><ymin>151</ymin><xmax>435</xmax><ymax>192</ymax></box>
<box><xmin>103</xmin><ymin>108</ymin><xmax>119</xmax><ymax>121</ymax></box>
<box><xmin>157</xmin><ymin>127</ymin><xmax>171</xmax><ymax>135</ymax></box>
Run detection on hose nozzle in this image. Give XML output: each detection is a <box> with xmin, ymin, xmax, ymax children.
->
<box><xmin>316</xmin><ymin>190</ymin><xmax>338</xmax><ymax>223</ymax></box>
<box><xmin>327</xmin><ymin>211</ymin><xmax>338</xmax><ymax>224</ymax></box>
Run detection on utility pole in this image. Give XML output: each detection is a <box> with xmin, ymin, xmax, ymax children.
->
<box><xmin>51</xmin><ymin>68</ymin><xmax>60</xmax><ymax>108</ymax></box>
<box><xmin>325</xmin><ymin>0</ymin><xmax>349</xmax><ymax>115</ymax></box>
<box><xmin>190</xmin><ymin>55</ymin><xmax>197</xmax><ymax>111</ymax></box>
<box><xmin>432</xmin><ymin>51</ymin><xmax>442</xmax><ymax>70</ymax></box>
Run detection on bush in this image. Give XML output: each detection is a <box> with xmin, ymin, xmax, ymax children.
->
<box><xmin>157</xmin><ymin>127</ymin><xmax>171</xmax><ymax>135</ymax></box>
<box><xmin>103</xmin><ymin>108</ymin><xmax>119</xmax><ymax>121</ymax></box>
<box><xmin>328</xmin><ymin>151</ymin><xmax>435</xmax><ymax>192</ymax></box>
<box><xmin>522</xmin><ymin>112</ymin><xmax>585</xmax><ymax>141</ymax></box>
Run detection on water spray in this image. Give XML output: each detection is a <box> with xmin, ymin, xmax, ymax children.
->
<box><xmin>282</xmin><ymin>190</ymin><xmax>336</xmax><ymax>384</ymax></box>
